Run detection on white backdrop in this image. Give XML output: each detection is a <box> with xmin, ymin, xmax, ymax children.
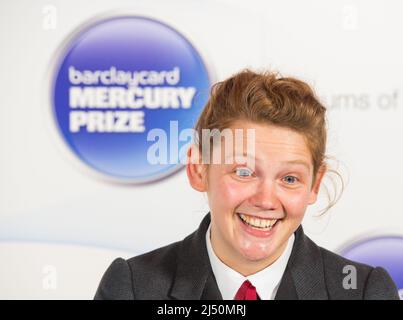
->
<box><xmin>1</xmin><ymin>0</ymin><xmax>403</xmax><ymax>299</ymax></box>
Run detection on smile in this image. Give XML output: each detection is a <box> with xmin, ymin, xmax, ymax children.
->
<box><xmin>237</xmin><ymin>212</ymin><xmax>280</xmax><ymax>230</ymax></box>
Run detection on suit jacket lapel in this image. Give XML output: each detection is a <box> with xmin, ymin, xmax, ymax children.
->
<box><xmin>274</xmin><ymin>268</ymin><xmax>298</xmax><ymax>299</ymax></box>
<box><xmin>201</xmin><ymin>273</ymin><xmax>223</xmax><ymax>300</ymax></box>
<box><xmin>169</xmin><ymin>212</ymin><xmax>222</xmax><ymax>300</ymax></box>
<box><xmin>275</xmin><ymin>225</ymin><xmax>329</xmax><ymax>300</ymax></box>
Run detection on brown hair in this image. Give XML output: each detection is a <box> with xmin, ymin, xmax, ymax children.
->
<box><xmin>194</xmin><ymin>69</ymin><xmax>343</xmax><ymax>215</ymax></box>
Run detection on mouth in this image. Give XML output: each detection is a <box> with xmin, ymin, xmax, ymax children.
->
<box><xmin>236</xmin><ymin>212</ymin><xmax>283</xmax><ymax>237</ymax></box>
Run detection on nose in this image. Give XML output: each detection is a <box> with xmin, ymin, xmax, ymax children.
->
<box><xmin>248</xmin><ymin>179</ymin><xmax>280</xmax><ymax>210</ymax></box>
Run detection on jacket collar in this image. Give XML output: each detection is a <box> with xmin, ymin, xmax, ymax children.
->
<box><xmin>169</xmin><ymin>212</ymin><xmax>222</xmax><ymax>299</ymax></box>
<box><xmin>169</xmin><ymin>212</ymin><xmax>328</xmax><ymax>300</ymax></box>
<box><xmin>275</xmin><ymin>221</ymin><xmax>328</xmax><ymax>300</ymax></box>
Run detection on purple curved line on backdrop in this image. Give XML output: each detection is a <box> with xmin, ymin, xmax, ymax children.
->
<box><xmin>341</xmin><ymin>236</ymin><xmax>403</xmax><ymax>297</ymax></box>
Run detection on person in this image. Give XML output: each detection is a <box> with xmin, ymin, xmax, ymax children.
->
<box><xmin>94</xmin><ymin>69</ymin><xmax>399</xmax><ymax>300</ymax></box>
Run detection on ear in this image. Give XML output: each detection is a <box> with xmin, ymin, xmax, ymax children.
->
<box><xmin>308</xmin><ymin>164</ymin><xmax>326</xmax><ymax>205</ymax></box>
<box><xmin>186</xmin><ymin>144</ymin><xmax>208</xmax><ymax>192</ymax></box>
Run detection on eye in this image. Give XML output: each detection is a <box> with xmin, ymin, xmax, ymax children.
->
<box><xmin>282</xmin><ymin>175</ymin><xmax>299</xmax><ymax>184</ymax></box>
<box><xmin>235</xmin><ymin>167</ymin><xmax>254</xmax><ymax>178</ymax></box>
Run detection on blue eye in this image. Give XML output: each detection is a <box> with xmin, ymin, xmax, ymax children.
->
<box><xmin>235</xmin><ymin>167</ymin><xmax>253</xmax><ymax>177</ymax></box>
<box><xmin>283</xmin><ymin>175</ymin><xmax>298</xmax><ymax>184</ymax></box>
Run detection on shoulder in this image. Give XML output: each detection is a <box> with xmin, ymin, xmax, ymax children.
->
<box><xmin>317</xmin><ymin>244</ymin><xmax>399</xmax><ymax>299</ymax></box>
<box><xmin>94</xmin><ymin>240</ymin><xmax>183</xmax><ymax>300</ymax></box>
<box><xmin>94</xmin><ymin>215</ymin><xmax>211</xmax><ymax>300</ymax></box>
<box><xmin>127</xmin><ymin>239</ymin><xmax>182</xmax><ymax>281</ymax></box>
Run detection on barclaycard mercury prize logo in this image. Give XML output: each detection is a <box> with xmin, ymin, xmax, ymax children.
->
<box><xmin>52</xmin><ymin>16</ymin><xmax>211</xmax><ymax>183</ymax></box>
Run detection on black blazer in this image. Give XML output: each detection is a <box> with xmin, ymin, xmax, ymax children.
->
<box><xmin>94</xmin><ymin>212</ymin><xmax>399</xmax><ymax>300</ymax></box>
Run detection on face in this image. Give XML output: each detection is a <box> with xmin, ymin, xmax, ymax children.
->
<box><xmin>189</xmin><ymin>120</ymin><xmax>325</xmax><ymax>275</ymax></box>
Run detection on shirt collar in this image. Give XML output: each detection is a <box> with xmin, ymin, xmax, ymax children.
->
<box><xmin>205</xmin><ymin>222</ymin><xmax>295</xmax><ymax>300</ymax></box>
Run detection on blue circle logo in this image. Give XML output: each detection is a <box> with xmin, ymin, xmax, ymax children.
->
<box><xmin>340</xmin><ymin>236</ymin><xmax>403</xmax><ymax>299</ymax></box>
<box><xmin>52</xmin><ymin>16</ymin><xmax>212</xmax><ymax>183</ymax></box>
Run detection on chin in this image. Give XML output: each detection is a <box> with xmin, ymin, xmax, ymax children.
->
<box><xmin>237</xmin><ymin>243</ymin><xmax>278</xmax><ymax>262</ymax></box>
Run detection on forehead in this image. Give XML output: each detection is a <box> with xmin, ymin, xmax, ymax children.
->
<box><xmin>216</xmin><ymin>120</ymin><xmax>313</xmax><ymax>167</ymax></box>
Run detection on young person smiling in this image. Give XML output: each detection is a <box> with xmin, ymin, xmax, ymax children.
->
<box><xmin>95</xmin><ymin>70</ymin><xmax>399</xmax><ymax>300</ymax></box>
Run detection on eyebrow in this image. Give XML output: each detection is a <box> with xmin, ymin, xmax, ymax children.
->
<box><xmin>280</xmin><ymin>160</ymin><xmax>311</xmax><ymax>170</ymax></box>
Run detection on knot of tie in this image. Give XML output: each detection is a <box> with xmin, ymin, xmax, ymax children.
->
<box><xmin>234</xmin><ymin>280</ymin><xmax>261</xmax><ymax>300</ymax></box>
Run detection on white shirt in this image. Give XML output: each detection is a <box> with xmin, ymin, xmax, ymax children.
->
<box><xmin>205</xmin><ymin>222</ymin><xmax>295</xmax><ymax>300</ymax></box>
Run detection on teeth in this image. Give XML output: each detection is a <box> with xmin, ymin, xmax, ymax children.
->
<box><xmin>239</xmin><ymin>213</ymin><xmax>278</xmax><ymax>229</ymax></box>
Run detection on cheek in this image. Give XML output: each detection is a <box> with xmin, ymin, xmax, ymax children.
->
<box><xmin>279</xmin><ymin>189</ymin><xmax>311</xmax><ymax>218</ymax></box>
<box><xmin>208</xmin><ymin>177</ymin><xmax>252</xmax><ymax>211</ymax></box>
<box><xmin>223</xmin><ymin>180</ymin><xmax>249</xmax><ymax>204</ymax></box>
